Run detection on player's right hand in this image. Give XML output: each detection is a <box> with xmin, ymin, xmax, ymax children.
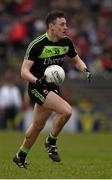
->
<box><xmin>36</xmin><ymin>76</ymin><xmax>47</xmax><ymax>87</ymax></box>
<box><xmin>36</xmin><ymin>76</ymin><xmax>58</xmax><ymax>91</ymax></box>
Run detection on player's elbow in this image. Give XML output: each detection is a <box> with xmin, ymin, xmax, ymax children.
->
<box><xmin>21</xmin><ymin>68</ymin><xmax>27</xmax><ymax>80</ymax></box>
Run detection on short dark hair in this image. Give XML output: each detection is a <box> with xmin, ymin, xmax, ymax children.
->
<box><xmin>46</xmin><ymin>10</ymin><xmax>66</xmax><ymax>28</ymax></box>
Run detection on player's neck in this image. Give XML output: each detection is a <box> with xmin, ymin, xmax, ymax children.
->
<box><xmin>46</xmin><ymin>31</ymin><xmax>60</xmax><ymax>42</ymax></box>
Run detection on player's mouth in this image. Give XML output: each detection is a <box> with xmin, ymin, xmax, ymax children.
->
<box><xmin>63</xmin><ymin>31</ymin><xmax>66</xmax><ymax>35</ymax></box>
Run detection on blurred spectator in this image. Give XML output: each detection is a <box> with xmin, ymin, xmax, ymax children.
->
<box><xmin>0</xmin><ymin>0</ymin><xmax>112</xmax><ymax>75</ymax></box>
<box><xmin>0</xmin><ymin>70</ymin><xmax>23</xmax><ymax>129</ymax></box>
<box><xmin>34</xmin><ymin>18</ymin><xmax>46</xmax><ymax>35</ymax></box>
<box><xmin>8</xmin><ymin>17</ymin><xmax>28</xmax><ymax>56</ymax></box>
<box><xmin>100</xmin><ymin>50</ymin><xmax>112</xmax><ymax>73</ymax></box>
<box><xmin>0</xmin><ymin>30</ymin><xmax>8</xmax><ymax>64</ymax></box>
<box><xmin>15</xmin><ymin>0</ymin><xmax>36</xmax><ymax>15</ymax></box>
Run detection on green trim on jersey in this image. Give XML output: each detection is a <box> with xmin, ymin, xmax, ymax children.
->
<box><xmin>46</xmin><ymin>32</ymin><xmax>52</xmax><ymax>41</ymax></box>
<box><xmin>24</xmin><ymin>33</ymin><xmax>46</xmax><ymax>59</ymax></box>
<box><xmin>38</xmin><ymin>46</ymin><xmax>69</xmax><ymax>58</ymax></box>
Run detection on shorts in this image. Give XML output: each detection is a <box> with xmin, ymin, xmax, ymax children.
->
<box><xmin>28</xmin><ymin>82</ymin><xmax>60</xmax><ymax>106</ymax></box>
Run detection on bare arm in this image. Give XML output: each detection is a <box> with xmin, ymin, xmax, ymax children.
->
<box><xmin>21</xmin><ymin>59</ymin><xmax>37</xmax><ymax>84</ymax></box>
<box><xmin>71</xmin><ymin>55</ymin><xmax>87</xmax><ymax>72</ymax></box>
<box><xmin>71</xmin><ymin>54</ymin><xmax>92</xmax><ymax>82</ymax></box>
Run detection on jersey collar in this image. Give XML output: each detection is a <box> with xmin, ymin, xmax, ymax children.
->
<box><xmin>46</xmin><ymin>32</ymin><xmax>52</xmax><ymax>41</ymax></box>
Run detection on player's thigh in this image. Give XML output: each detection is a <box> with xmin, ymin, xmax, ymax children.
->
<box><xmin>43</xmin><ymin>91</ymin><xmax>72</xmax><ymax>115</ymax></box>
<box><xmin>32</xmin><ymin>103</ymin><xmax>52</xmax><ymax>126</ymax></box>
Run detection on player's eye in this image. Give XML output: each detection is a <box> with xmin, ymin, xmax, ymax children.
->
<box><xmin>60</xmin><ymin>23</ymin><xmax>66</xmax><ymax>26</ymax></box>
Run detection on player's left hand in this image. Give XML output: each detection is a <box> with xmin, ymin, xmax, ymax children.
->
<box><xmin>83</xmin><ymin>68</ymin><xmax>92</xmax><ymax>83</ymax></box>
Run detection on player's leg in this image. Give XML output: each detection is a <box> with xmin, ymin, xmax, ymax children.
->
<box><xmin>43</xmin><ymin>91</ymin><xmax>72</xmax><ymax>162</ymax></box>
<box><xmin>21</xmin><ymin>103</ymin><xmax>52</xmax><ymax>149</ymax></box>
<box><xmin>13</xmin><ymin>104</ymin><xmax>52</xmax><ymax>168</ymax></box>
<box><xmin>44</xmin><ymin>91</ymin><xmax>72</xmax><ymax>135</ymax></box>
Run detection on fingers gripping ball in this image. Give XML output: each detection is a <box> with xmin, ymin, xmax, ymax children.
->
<box><xmin>44</xmin><ymin>65</ymin><xmax>65</xmax><ymax>85</ymax></box>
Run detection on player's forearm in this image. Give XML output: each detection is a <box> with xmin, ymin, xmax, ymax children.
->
<box><xmin>75</xmin><ymin>59</ymin><xmax>87</xmax><ymax>72</ymax></box>
<box><xmin>72</xmin><ymin>55</ymin><xmax>87</xmax><ymax>72</ymax></box>
<box><xmin>21</xmin><ymin>69</ymin><xmax>37</xmax><ymax>84</ymax></box>
<box><xmin>21</xmin><ymin>59</ymin><xmax>38</xmax><ymax>84</ymax></box>
<box><xmin>73</xmin><ymin>55</ymin><xmax>92</xmax><ymax>83</ymax></box>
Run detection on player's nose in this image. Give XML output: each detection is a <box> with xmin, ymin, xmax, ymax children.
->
<box><xmin>64</xmin><ymin>24</ymin><xmax>68</xmax><ymax>30</ymax></box>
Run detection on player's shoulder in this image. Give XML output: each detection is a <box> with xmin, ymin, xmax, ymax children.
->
<box><xmin>61</xmin><ymin>36</ymin><xmax>73</xmax><ymax>44</ymax></box>
<box><xmin>25</xmin><ymin>33</ymin><xmax>47</xmax><ymax>58</ymax></box>
<box><xmin>29</xmin><ymin>33</ymin><xmax>47</xmax><ymax>46</ymax></box>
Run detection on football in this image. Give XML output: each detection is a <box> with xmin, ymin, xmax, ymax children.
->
<box><xmin>44</xmin><ymin>65</ymin><xmax>65</xmax><ymax>85</ymax></box>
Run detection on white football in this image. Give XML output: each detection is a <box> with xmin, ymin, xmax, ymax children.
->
<box><xmin>44</xmin><ymin>65</ymin><xmax>65</xmax><ymax>85</ymax></box>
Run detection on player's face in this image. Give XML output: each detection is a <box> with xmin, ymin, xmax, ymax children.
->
<box><xmin>51</xmin><ymin>17</ymin><xmax>68</xmax><ymax>40</ymax></box>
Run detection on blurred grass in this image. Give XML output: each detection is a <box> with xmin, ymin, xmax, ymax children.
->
<box><xmin>0</xmin><ymin>131</ymin><xmax>112</xmax><ymax>179</ymax></box>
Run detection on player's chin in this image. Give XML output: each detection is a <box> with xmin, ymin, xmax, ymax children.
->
<box><xmin>61</xmin><ymin>34</ymin><xmax>66</xmax><ymax>38</ymax></box>
<box><xmin>58</xmin><ymin>33</ymin><xmax>66</xmax><ymax>39</ymax></box>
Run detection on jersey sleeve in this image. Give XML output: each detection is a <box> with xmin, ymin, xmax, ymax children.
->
<box><xmin>24</xmin><ymin>42</ymin><xmax>41</xmax><ymax>61</ymax></box>
<box><xmin>66</xmin><ymin>38</ymin><xmax>77</xmax><ymax>58</ymax></box>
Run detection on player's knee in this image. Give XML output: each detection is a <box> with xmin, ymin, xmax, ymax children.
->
<box><xmin>63</xmin><ymin>106</ymin><xmax>72</xmax><ymax>120</ymax></box>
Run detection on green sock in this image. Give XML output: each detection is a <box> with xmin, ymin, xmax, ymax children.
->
<box><xmin>46</xmin><ymin>132</ymin><xmax>57</xmax><ymax>145</ymax></box>
<box><xmin>20</xmin><ymin>146</ymin><xmax>29</xmax><ymax>154</ymax></box>
<box><xmin>18</xmin><ymin>146</ymin><xmax>29</xmax><ymax>158</ymax></box>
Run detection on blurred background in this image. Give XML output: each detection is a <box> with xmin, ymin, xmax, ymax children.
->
<box><xmin>0</xmin><ymin>0</ymin><xmax>112</xmax><ymax>133</ymax></box>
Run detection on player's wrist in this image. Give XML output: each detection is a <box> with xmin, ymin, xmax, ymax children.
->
<box><xmin>83</xmin><ymin>68</ymin><xmax>90</xmax><ymax>73</ymax></box>
<box><xmin>35</xmin><ymin>79</ymin><xmax>39</xmax><ymax>85</ymax></box>
<box><xmin>36</xmin><ymin>76</ymin><xmax>47</xmax><ymax>86</ymax></box>
<box><xmin>83</xmin><ymin>68</ymin><xmax>90</xmax><ymax>76</ymax></box>
<box><xmin>83</xmin><ymin>68</ymin><xmax>92</xmax><ymax>83</ymax></box>
<box><xmin>36</xmin><ymin>78</ymin><xmax>42</xmax><ymax>86</ymax></box>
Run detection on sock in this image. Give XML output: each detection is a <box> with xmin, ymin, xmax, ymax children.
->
<box><xmin>18</xmin><ymin>146</ymin><xmax>29</xmax><ymax>160</ymax></box>
<box><xmin>46</xmin><ymin>132</ymin><xmax>57</xmax><ymax>145</ymax></box>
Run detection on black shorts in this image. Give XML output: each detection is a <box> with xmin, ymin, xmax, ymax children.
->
<box><xmin>28</xmin><ymin>82</ymin><xmax>60</xmax><ymax>106</ymax></box>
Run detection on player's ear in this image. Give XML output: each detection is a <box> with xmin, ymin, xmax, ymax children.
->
<box><xmin>49</xmin><ymin>23</ymin><xmax>54</xmax><ymax>31</ymax></box>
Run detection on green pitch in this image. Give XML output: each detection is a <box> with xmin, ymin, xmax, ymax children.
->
<box><xmin>0</xmin><ymin>131</ymin><xmax>112</xmax><ymax>179</ymax></box>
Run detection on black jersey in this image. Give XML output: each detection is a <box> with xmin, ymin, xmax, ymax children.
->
<box><xmin>24</xmin><ymin>32</ymin><xmax>77</xmax><ymax>79</ymax></box>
